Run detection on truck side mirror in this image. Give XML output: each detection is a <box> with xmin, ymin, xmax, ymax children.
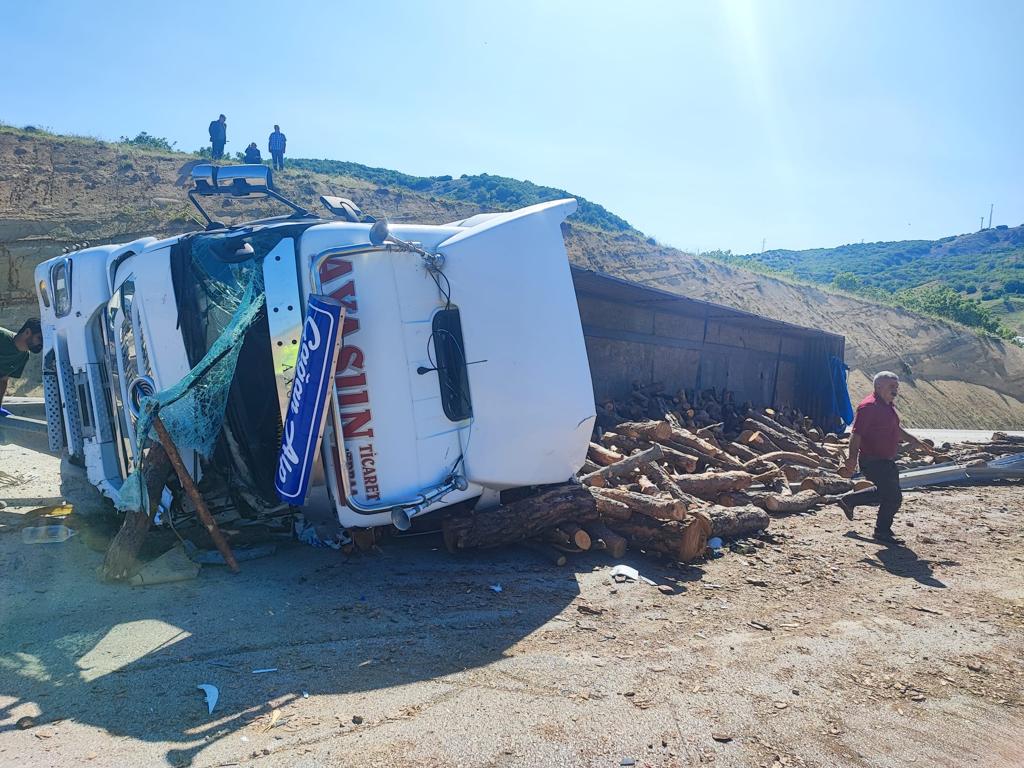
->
<box><xmin>369</xmin><ymin>219</ymin><xmax>390</xmax><ymax>246</ymax></box>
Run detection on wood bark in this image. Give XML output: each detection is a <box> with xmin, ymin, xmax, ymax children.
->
<box><xmin>582</xmin><ymin>522</ymin><xmax>628</xmax><ymax>559</ymax></box>
<box><xmin>608</xmin><ymin>510</ymin><xmax>711</xmax><ymax>563</ymax></box>
<box><xmin>580</xmin><ymin>444</ymin><xmax>664</xmax><ymax>486</ymax></box>
<box><xmin>670</xmin><ymin>470</ymin><xmax>753</xmax><ymax>499</ymax></box>
<box><xmin>588</xmin><ymin>442</ymin><xmax>624</xmax><ymax>467</ymax></box>
<box><xmin>521</xmin><ymin>539</ymin><xmax>568</xmax><ymax>566</ymax></box>
<box><xmin>761</xmin><ymin>489</ymin><xmax>823</xmax><ymax>514</ymax></box>
<box><xmin>670</xmin><ymin>427</ymin><xmax>746</xmax><ymax>469</ymax></box>
<box><xmin>657</xmin><ymin>445</ymin><xmax>700</xmax><ymax>474</ymax></box>
<box><xmin>706</xmin><ymin>504</ymin><xmax>770</xmax><ymax>538</ymax></box>
<box><xmin>799</xmin><ymin>474</ymin><xmax>854</xmax><ymax>495</ymax></box>
<box><xmin>102</xmin><ymin>445</ymin><xmax>172</xmax><ymax>581</ymax></box>
<box><xmin>442</xmin><ymin>484</ymin><xmax>622</xmax><ymax>551</ymax></box>
<box><xmin>617</xmin><ymin>419</ymin><xmax>673</xmax><ymax>442</ymax></box>
<box><xmin>591</xmin><ymin>487</ymin><xmax>688</xmax><ymax>521</ymax></box>
<box><xmin>745</xmin><ymin>451</ymin><xmax>821</xmax><ymax>469</ymax></box>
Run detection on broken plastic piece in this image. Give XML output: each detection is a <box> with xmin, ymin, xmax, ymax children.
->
<box><xmin>21</xmin><ymin>525</ymin><xmax>76</xmax><ymax>544</ymax></box>
<box><xmin>489</xmin><ymin>584</ymin><xmax>503</xmax><ymax>593</ymax></box>
<box><xmin>197</xmin><ymin>684</ymin><xmax>219</xmax><ymax>714</ymax></box>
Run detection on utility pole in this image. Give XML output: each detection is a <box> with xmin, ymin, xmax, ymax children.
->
<box><xmin>989</xmin><ymin>203</ymin><xmax>994</xmax><ymax>229</ymax></box>
<box><xmin>980</xmin><ymin>216</ymin><xmax>985</xmax><ymax>231</ymax></box>
<box><xmin>761</xmin><ymin>238</ymin><xmax>766</xmax><ymax>254</ymax></box>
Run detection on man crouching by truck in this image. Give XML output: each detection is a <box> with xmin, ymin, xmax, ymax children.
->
<box><xmin>0</xmin><ymin>318</ymin><xmax>43</xmax><ymax>416</ymax></box>
<box><xmin>835</xmin><ymin>371</ymin><xmax>935</xmax><ymax>545</ymax></box>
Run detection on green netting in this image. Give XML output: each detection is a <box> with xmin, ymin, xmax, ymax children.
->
<box><xmin>117</xmin><ymin>262</ymin><xmax>266</xmax><ymax>514</ymax></box>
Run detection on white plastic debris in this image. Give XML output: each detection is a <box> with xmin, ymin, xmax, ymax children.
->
<box><xmin>489</xmin><ymin>584</ymin><xmax>503</xmax><ymax>593</ymax></box>
<box><xmin>610</xmin><ymin>564</ymin><xmax>656</xmax><ymax>585</ymax></box>
<box><xmin>197</xmin><ymin>684</ymin><xmax>219</xmax><ymax>714</ymax></box>
<box><xmin>252</xmin><ymin>668</ymin><xmax>278</xmax><ymax>674</ymax></box>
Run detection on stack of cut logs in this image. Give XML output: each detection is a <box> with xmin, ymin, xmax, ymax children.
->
<box><xmin>442</xmin><ymin>383</ymin><xmax>1022</xmax><ymax>567</ymax></box>
<box><xmin>443</xmin><ymin>383</ymin><xmax>861</xmax><ymax>567</ymax></box>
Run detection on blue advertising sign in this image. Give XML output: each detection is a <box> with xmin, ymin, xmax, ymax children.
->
<box><xmin>276</xmin><ymin>295</ymin><xmax>344</xmax><ymax>505</ymax></box>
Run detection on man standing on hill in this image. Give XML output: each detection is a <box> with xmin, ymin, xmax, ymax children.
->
<box><xmin>0</xmin><ymin>318</ymin><xmax>43</xmax><ymax>416</ymax></box>
<box><xmin>835</xmin><ymin>371</ymin><xmax>935</xmax><ymax>545</ymax></box>
<box><xmin>268</xmin><ymin>125</ymin><xmax>286</xmax><ymax>170</ymax></box>
<box><xmin>209</xmin><ymin>114</ymin><xmax>227</xmax><ymax>160</ymax></box>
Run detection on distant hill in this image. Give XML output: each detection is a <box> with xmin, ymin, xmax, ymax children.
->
<box><xmin>724</xmin><ymin>226</ymin><xmax>1024</xmax><ymax>335</ymax></box>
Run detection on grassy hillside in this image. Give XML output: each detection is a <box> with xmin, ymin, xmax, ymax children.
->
<box><xmin>723</xmin><ymin>227</ymin><xmax>1024</xmax><ymax>335</ymax></box>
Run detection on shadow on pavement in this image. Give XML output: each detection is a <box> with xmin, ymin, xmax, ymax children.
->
<box><xmin>845</xmin><ymin>532</ymin><xmax>948</xmax><ymax>588</ymax></box>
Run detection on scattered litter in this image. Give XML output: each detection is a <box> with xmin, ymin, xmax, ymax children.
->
<box><xmin>708</xmin><ymin>537</ymin><xmax>724</xmax><ymax>550</ymax></box>
<box><xmin>252</xmin><ymin>668</ymin><xmax>278</xmax><ymax>674</ymax></box>
<box><xmin>184</xmin><ymin>540</ymin><xmax>277</xmax><ymax>565</ymax></box>
<box><xmin>711</xmin><ymin>732</ymin><xmax>733</xmax><ymax>743</ymax></box>
<box><xmin>611</xmin><ymin>565</ymin><xmax>639</xmax><ymax>583</ymax></box>
<box><xmin>294</xmin><ymin>514</ymin><xmax>352</xmax><ymax>550</ymax></box>
<box><xmin>357</xmin><ymin>659</ymin><xmax>373</xmax><ymax>667</ymax></box>
<box><xmin>489</xmin><ymin>584</ymin><xmax>503</xmax><ymax>593</ymax></box>
<box><xmin>21</xmin><ymin>525</ymin><xmax>76</xmax><ymax>544</ymax></box>
<box><xmin>610</xmin><ymin>564</ymin><xmax>656</xmax><ymax>585</ymax></box>
<box><xmin>302</xmin><ymin>690</ymin><xmax>310</xmax><ymax>698</ymax></box>
<box><xmin>197</xmin><ymin>684</ymin><xmax>219</xmax><ymax>714</ymax></box>
<box><xmin>263</xmin><ymin>709</ymin><xmax>281</xmax><ymax>732</ymax></box>
<box><xmin>129</xmin><ymin>545</ymin><xmax>200</xmax><ymax>586</ymax></box>
<box><xmin>352</xmin><ymin>715</ymin><xmax>364</xmax><ymax>725</ymax></box>
<box><xmin>15</xmin><ymin>716</ymin><xmax>36</xmax><ymax>730</ymax></box>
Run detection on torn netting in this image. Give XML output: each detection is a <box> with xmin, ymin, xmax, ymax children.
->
<box><xmin>117</xmin><ymin>262</ymin><xmax>266</xmax><ymax>514</ymax></box>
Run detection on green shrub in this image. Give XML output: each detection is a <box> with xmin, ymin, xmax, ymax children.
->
<box><xmin>119</xmin><ymin>132</ymin><xmax>176</xmax><ymax>151</ymax></box>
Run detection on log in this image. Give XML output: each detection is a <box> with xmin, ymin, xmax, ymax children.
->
<box><xmin>744</xmin><ymin>451</ymin><xmax>821</xmax><ymax>470</ymax></box>
<box><xmin>740</xmin><ymin>430</ymin><xmax>783</xmax><ymax>454</ymax></box>
<box><xmin>600</xmin><ymin>432</ymin><xmax>648</xmax><ymax>455</ymax></box>
<box><xmin>579</xmin><ymin>458</ymin><xmax>602</xmax><ymax>475</ymax></box>
<box><xmin>670</xmin><ymin>470</ymin><xmax>753</xmax><ymax>499</ymax></box>
<box><xmin>706</xmin><ymin>504</ymin><xmax>770</xmax><ymax>538</ymax></box>
<box><xmin>582</xmin><ymin>522</ymin><xmax>628</xmax><ymax>559</ymax></box>
<box><xmin>580</xmin><ymin>445</ymin><xmax>664</xmax><ymax>486</ymax></box>
<box><xmin>442</xmin><ymin>484</ymin><xmax>616</xmax><ymax>551</ymax></box>
<box><xmin>617</xmin><ymin>419</ymin><xmax>673</xmax><ymax>442</ymax></box>
<box><xmin>102</xmin><ymin>445</ymin><xmax>172</xmax><ymax>581</ymax></box>
<box><xmin>853</xmin><ymin>479</ymin><xmax>874</xmax><ymax>491</ymax></box>
<box><xmin>658</xmin><ymin>445</ymin><xmax>700</xmax><ymax>474</ymax></box>
<box><xmin>560</xmin><ymin>522</ymin><xmax>592</xmax><ymax>550</ymax></box>
<box><xmin>592</xmin><ymin>487</ymin><xmax>688</xmax><ymax>521</ymax></box>
<box><xmin>745</xmin><ymin>414</ymin><xmax>833</xmax><ymax>461</ymax></box>
<box><xmin>639</xmin><ymin>461</ymin><xmax>693</xmax><ymax>503</ymax></box>
<box><xmin>762</xmin><ymin>489</ymin><xmax>823</xmax><ymax>514</ymax></box>
<box><xmin>799</xmin><ymin>474</ymin><xmax>854</xmax><ymax>495</ymax></box>
<box><xmin>637</xmin><ymin>473</ymin><xmax>659</xmax><ymax>495</ymax></box>
<box><xmin>726</xmin><ymin>441</ymin><xmax>762</xmax><ymax>463</ymax></box>
<box><xmin>695</xmin><ymin>422</ymin><xmax>724</xmax><ymax>441</ymax></box>
<box><xmin>521</xmin><ymin>539</ymin><xmax>568</xmax><ymax>566</ymax></box>
<box><xmin>588</xmin><ymin>442</ymin><xmax>624</xmax><ymax>467</ymax></box>
<box><xmin>608</xmin><ymin>510</ymin><xmax>711</xmax><ymax>563</ymax></box>
<box><xmin>593</xmin><ymin>494</ymin><xmax>632</xmax><ymax>519</ymax></box>
<box><xmin>715</xmin><ymin>491</ymin><xmax>754</xmax><ymax>507</ymax></box>
<box><xmin>670</xmin><ymin>428</ymin><xmax>745</xmax><ymax>469</ymax></box>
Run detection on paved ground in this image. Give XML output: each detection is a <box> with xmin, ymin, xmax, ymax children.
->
<box><xmin>1</xmin><ymin>443</ymin><xmax>1022</xmax><ymax>768</ymax></box>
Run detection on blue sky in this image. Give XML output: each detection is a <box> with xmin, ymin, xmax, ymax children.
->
<box><xmin>2</xmin><ymin>0</ymin><xmax>1022</xmax><ymax>253</ymax></box>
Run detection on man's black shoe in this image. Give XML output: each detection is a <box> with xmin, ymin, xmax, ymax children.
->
<box><xmin>872</xmin><ymin>531</ymin><xmax>905</xmax><ymax>546</ymax></box>
<box><xmin>837</xmin><ymin>497</ymin><xmax>855</xmax><ymax>521</ymax></box>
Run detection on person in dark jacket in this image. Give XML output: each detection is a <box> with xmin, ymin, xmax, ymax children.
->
<box><xmin>244</xmin><ymin>143</ymin><xmax>262</xmax><ymax>164</ymax></box>
<box><xmin>209</xmin><ymin>114</ymin><xmax>227</xmax><ymax>159</ymax></box>
<box><xmin>268</xmin><ymin>125</ymin><xmax>286</xmax><ymax>170</ymax></box>
<box><xmin>0</xmin><ymin>318</ymin><xmax>42</xmax><ymax>416</ymax></box>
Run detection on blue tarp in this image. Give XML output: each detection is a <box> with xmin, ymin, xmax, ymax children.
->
<box><xmin>829</xmin><ymin>355</ymin><xmax>855</xmax><ymax>426</ymax></box>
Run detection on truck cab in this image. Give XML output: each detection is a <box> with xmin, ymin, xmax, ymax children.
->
<box><xmin>35</xmin><ymin>165</ymin><xmax>595</xmax><ymax>529</ymax></box>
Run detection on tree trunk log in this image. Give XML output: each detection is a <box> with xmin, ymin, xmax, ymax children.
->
<box><xmin>591</xmin><ymin>487</ymin><xmax>688</xmax><ymax>521</ymax></box>
<box><xmin>800</xmin><ymin>474</ymin><xmax>854</xmax><ymax>495</ymax></box>
<box><xmin>442</xmin><ymin>484</ymin><xmax>622</xmax><ymax>551</ymax></box>
<box><xmin>670</xmin><ymin>428</ymin><xmax>746</xmax><ymax>469</ymax></box>
<box><xmin>617</xmin><ymin>419</ymin><xmax>673</xmax><ymax>442</ymax></box>
<box><xmin>588</xmin><ymin>442</ymin><xmax>624</xmax><ymax>467</ymax></box>
<box><xmin>744</xmin><ymin>451</ymin><xmax>821</xmax><ymax>469</ymax></box>
<box><xmin>580</xmin><ymin>445</ymin><xmax>664</xmax><ymax>486</ymax></box>
<box><xmin>762</xmin><ymin>489</ymin><xmax>823</xmax><ymax>514</ymax></box>
<box><xmin>582</xmin><ymin>522</ymin><xmax>628</xmax><ymax>558</ymax></box>
<box><xmin>102</xmin><ymin>445</ymin><xmax>172</xmax><ymax>581</ymax></box>
<box><xmin>608</xmin><ymin>510</ymin><xmax>711</xmax><ymax>563</ymax></box>
<box><xmin>658</xmin><ymin>445</ymin><xmax>700</xmax><ymax>474</ymax></box>
<box><xmin>521</xmin><ymin>539</ymin><xmax>568</xmax><ymax>566</ymax></box>
<box><xmin>706</xmin><ymin>504</ymin><xmax>770</xmax><ymax>538</ymax></box>
<box><xmin>670</xmin><ymin>470</ymin><xmax>753</xmax><ymax>499</ymax></box>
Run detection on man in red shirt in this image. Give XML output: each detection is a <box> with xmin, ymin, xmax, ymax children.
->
<box><xmin>835</xmin><ymin>371</ymin><xmax>935</xmax><ymax>544</ymax></box>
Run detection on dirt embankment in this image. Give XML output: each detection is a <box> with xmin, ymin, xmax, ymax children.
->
<box><xmin>3</xmin><ymin>127</ymin><xmax>1024</xmax><ymax>427</ymax></box>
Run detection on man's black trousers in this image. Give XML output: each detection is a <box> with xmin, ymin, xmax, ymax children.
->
<box><xmin>271</xmin><ymin>150</ymin><xmax>284</xmax><ymax>170</ymax></box>
<box><xmin>212</xmin><ymin>140</ymin><xmax>225</xmax><ymax>160</ymax></box>
<box><xmin>843</xmin><ymin>458</ymin><xmax>903</xmax><ymax>535</ymax></box>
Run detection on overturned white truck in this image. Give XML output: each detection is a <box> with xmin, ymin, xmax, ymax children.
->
<box><xmin>35</xmin><ymin>165</ymin><xmax>595</xmax><ymax>530</ymax></box>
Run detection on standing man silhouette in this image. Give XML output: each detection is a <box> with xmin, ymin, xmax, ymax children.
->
<box><xmin>268</xmin><ymin>124</ymin><xmax>287</xmax><ymax>170</ymax></box>
<box><xmin>209</xmin><ymin>114</ymin><xmax>227</xmax><ymax>160</ymax></box>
